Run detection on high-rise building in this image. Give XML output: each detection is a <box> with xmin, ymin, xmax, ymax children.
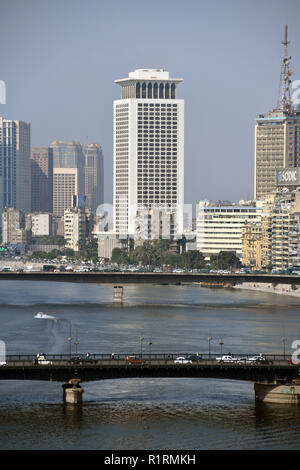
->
<box><xmin>113</xmin><ymin>68</ymin><xmax>184</xmax><ymax>238</ymax></box>
<box><xmin>254</xmin><ymin>25</ymin><xmax>300</xmax><ymax>200</ymax></box>
<box><xmin>0</xmin><ymin>117</ymin><xmax>31</xmax><ymax>218</ymax></box>
<box><xmin>50</xmin><ymin>141</ymin><xmax>85</xmax><ymax>216</ymax></box>
<box><xmin>53</xmin><ymin>168</ymin><xmax>80</xmax><ymax>217</ymax></box>
<box><xmin>84</xmin><ymin>143</ymin><xmax>104</xmax><ymax>213</ymax></box>
<box><xmin>30</xmin><ymin>147</ymin><xmax>53</xmax><ymax>213</ymax></box>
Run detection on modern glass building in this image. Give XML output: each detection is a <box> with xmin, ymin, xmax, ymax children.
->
<box><xmin>0</xmin><ymin>117</ymin><xmax>31</xmax><ymax>220</ymax></box>
<box><xmin>84</xmin><ymin>143</ymin><xmax>104</xmax><ymax>213</ymax></box>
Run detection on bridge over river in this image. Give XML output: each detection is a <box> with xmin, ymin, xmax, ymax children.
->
<box><xmin>0</xmin><ymin>271</ymin><xmax>299</xmax><ymax>302</ymax></box>
<box><xmin>1</xmin><ymin>353</ymin><xmax>300</xmax><ymax>404</ymax></box>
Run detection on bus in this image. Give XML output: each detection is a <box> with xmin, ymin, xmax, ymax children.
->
<box><xmin>286</xmin><ymin>266</ymin><xmax>300</xmax><ymax>274</ymax></box>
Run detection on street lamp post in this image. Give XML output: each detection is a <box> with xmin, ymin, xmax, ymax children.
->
<box><xmin>74</xmin><ymin>328</ymin><xmax>79</xmax><ymax>355</ymax></box>
<box><xmin>208</xmin><ymin>336</ymin><xmax>213</xmax><ymax>358</ymax></box>
<box><xmin>140</xmin><ymin>336</ymin><xmax>144</xmax><ymax>357</ymax></box>
<box><xmin>149</xmin><ymin>338</ymin><xmax>152</xmax><ymax>362</ymax></box>
<box><xmin>68</xmin><ymin>324</ymin><xmax>72</xmax><ymax>358</ymax></box>
<box><xmin>282</xmin><ymin>337</ymin><xmax>287</xmax><ymax>359</ymax></box>
<box><xmin>219</xmin><ymin>339</ymin><xmax>224</xmax><ymax>356</ymax></box>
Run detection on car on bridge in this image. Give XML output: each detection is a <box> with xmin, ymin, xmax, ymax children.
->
<box><xmin>70</xmin><ymin>353</ymin><xmax>97</xmax><ymax>364</ymax></box>
<box><xmin>126</xmin><ymin>355</ymin><xmax>144</xmax><ymax>364</ymax></box>
<box><xmin>186</xmin><ymin>354</ymin><xmax>202</xmax><ymax>362</ymax></box>
<box><xmin>34</xmin><ymin>354</ymin><xmax>52</xmax><ymax>365</ymax></box>
<box><xmin>216</xmin><ymin>355</ymin><xmax>239</xmax><ymax>363</ymax></box>
<box><xmin>245</xmin><ymin>354</ymin><xmax>266</xmax><ymax>363</ymax></box>
<box><xmin>174</xmin><ymin>356</ymin><xmax>192</xmax><ymax>364</ymax></box>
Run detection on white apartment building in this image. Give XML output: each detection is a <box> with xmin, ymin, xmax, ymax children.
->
<box><xmin>113</xmin><ymin>68</ymin><xmax>184</xmax><ymax>239</ymax></box>
<box><xmin>64</xmin><ymin>207</ymin><xmax>90</xmax><ymax>252</ymax></box>
<box><xmin>31</xmin><ymin>213</ymin><xmax>54</xmax><ymax>236</ymax></box>
<box><xmin>196</xmin><ymin>200</ymin><xmax>265</xmax><ymax>258</ymax></box>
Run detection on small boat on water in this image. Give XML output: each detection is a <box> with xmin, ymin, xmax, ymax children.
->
<box><xmin>34</xmin><ymin>312</ymin><xmax>56</xmax><ymax>320</ymax></box>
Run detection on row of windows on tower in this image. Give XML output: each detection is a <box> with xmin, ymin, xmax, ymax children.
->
<box><xmin>136</xmin><ymin>82</ymin><xmax>176</xmax><ymax>99</ymax></box>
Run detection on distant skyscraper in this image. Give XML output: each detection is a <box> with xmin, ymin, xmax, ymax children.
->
<box><xmin>113</xmin><ymin>68</ymin><xmax>184</xmax><ymax>238</ymax></box>
<box><xmin>85</xmin><ymin>143</ymin><xmax>104</xmax><ymax>213</ymax></box>
<box><xmin>30</xmin><ymin>147</ymin><xmax>53</xmax><ymax>213</ymax></box>
<box><xmin>0</xmin><ymin>117</ymin><xmax>31</xmax><ymax>218</ymax></box>
<box><xmin>254</xmin><ymin>25</ymin><xmax>300</xmax><ymax>200</ymax></box>
<box><xmin>50</xmin><ymin>141</ymin><xmax>85</xmax><ymax>216</ymax></box>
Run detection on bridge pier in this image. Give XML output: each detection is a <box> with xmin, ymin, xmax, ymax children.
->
<box><xmin>254</xmin><ymin>381</ymin><xmax>300</xmax><ymax>404</ymax></box>
<box><xmin>113</xmin><ymin>286</ymin><xmax>123</xmax><ymax>303</ymax></box>
<box><xmin>62</xmin><ymin>378</ymin><xmax>84</xmax><ymax>404</ymax></box>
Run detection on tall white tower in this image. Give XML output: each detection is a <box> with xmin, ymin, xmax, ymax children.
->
<box><xmin>113</xmin><ymin>68</ymin><xmax>184</xmax><ymax>238</ymax></box>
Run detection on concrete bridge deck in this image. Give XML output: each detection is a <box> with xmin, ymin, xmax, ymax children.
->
<box><xmin>0</xmin><ymin>271</ymin><xmax>299</xmax><ymax>285</ymax></box>
<box><xmin>0</xmin><ymin>354</ymin><xmax>297</xmax><ymax>384</ymax></box>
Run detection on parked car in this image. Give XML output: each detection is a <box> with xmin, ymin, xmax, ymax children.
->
<box><xmin>174</xmin><ymin>356</ymin><xmax>192</xmax><ymax>364</ymax></box>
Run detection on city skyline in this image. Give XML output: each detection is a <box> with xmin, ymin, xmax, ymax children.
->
<box><xmin>1</xmin><ymin>0</ymin><xmax>300</xmax><ymax>206</ymax></box>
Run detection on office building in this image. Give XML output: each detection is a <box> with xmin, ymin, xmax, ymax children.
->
<box><xmin>113</xmin><ymin>68</ymin><xmax>184</xmax><ymax>238</ymax></box>
<box><xmin>0</xmin><ymin>117</ymin><xmax>31</xmax><ymax>218</ymax></box>
<box><xmin>53</xmin><ymin>168</ymin><xmax>80</xmax><ymax>217</ymax></box>
<box><xmin>51</xmin><ymin>141</ymin><xmax>85</xmax><ymax>216</ymax></box>
<box><xmin>254</xmin><ymin>25</ymin><xmax>300</xmax><ymax>199</ymax></box>
<box><xmin>31</xmin><ymin>147</ymin><xmax>53</xmax><ymax>212</ymax></box>
<box><xmin>196</xmin><ymin>200</ymin><xmax>264</xmax><ymax>258</ymax></box>
<box><xmin>85</xmin><ymin>143</ymin><xmax>104</xmax><ymax>213</ymax></box>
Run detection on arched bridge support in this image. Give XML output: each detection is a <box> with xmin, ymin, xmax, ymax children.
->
<box><xmin>254</xmin><ymin>379</ymin><xmax>300</xmax><ymax>404</ymax></box>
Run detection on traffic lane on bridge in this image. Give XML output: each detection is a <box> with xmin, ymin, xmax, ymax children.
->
<box><xmin>2</xmin><ymin>358</ymin><xmax>295</xmax><ymax>368</ymax></box>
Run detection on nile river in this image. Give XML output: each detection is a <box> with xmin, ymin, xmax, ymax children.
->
<box><xmin>0</xmin><ymin>280</ymin><xmax>300</xmax><ymax>450</ymax></box>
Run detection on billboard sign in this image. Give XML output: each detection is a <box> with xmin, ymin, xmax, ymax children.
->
<box><xmin>276</xmin><ymin>168</ymin><xmax>300</xmax><ymax>186</ymax></box>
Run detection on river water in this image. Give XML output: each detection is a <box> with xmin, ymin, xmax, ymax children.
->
<box><xmin>0</xmin><ymin>280</ymin><xmax>300</xmax><ymax>450</ymax></box>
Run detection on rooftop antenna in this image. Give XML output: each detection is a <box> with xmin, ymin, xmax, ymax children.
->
<box><xmin>277</xmin><ymin>24</ymin><xmax>293</xmax><ymax>113</ymax></box>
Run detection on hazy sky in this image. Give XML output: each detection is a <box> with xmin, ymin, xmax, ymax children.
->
<box><xmin>1</xmin><ymin>0</ymin><xmax>300</xmax><ymax>205</ymax></box>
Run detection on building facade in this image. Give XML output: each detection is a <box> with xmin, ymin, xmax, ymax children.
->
<box><xmin>2</xmin><ymin>208</ymin><xmax>30</xmax><ymax>245</ymax></box>
<box><xmin>254</xmin><ymin>110</ymin><xmax>300</xmax><ymax>199</ymax></box>
<box><xmin>113</xmin><ymin>69</ymin><xmax>184</xmax><ymax>239</ymax></box>
<box><xmin>51</xmin><ymin>141</ymin><xmax>85</xmax><ymax>216</ymax></box>
<box><xmin>30</xmin><ymin>213</ymin><xmax>55</xmax><ymax>237</ymax></box>
<box><xmin>241</xmin><ymin>223</ymin><xmax>263</xmax><ymax>269</ymax></box>
<box><xmin>254</xmin><ymin>25</ymin><xmax>300</xmax><ymax>200</ymax></box>
<box><xmin>0</xmin><ymin>118</ymin><xmax>31</xmax><ymax>219</ymax></box>
<box><xmin>84</xmin><ymin>143</ymin><xmax>104</xmax><ymax>213</ymax></box>
<box><xmin>196</xmin><ymin>200</ymin><xmax>264</xmax><ymax>258</ymax></box>
<box><xmin>64</xmin><ymin>207</ymin><xmax>93</xmax><ymax>252</ymax></box>
<box><xmin>31</xmin><ymin>147</ymin><xmax>53</xmax><ymax>213</ymax></box>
